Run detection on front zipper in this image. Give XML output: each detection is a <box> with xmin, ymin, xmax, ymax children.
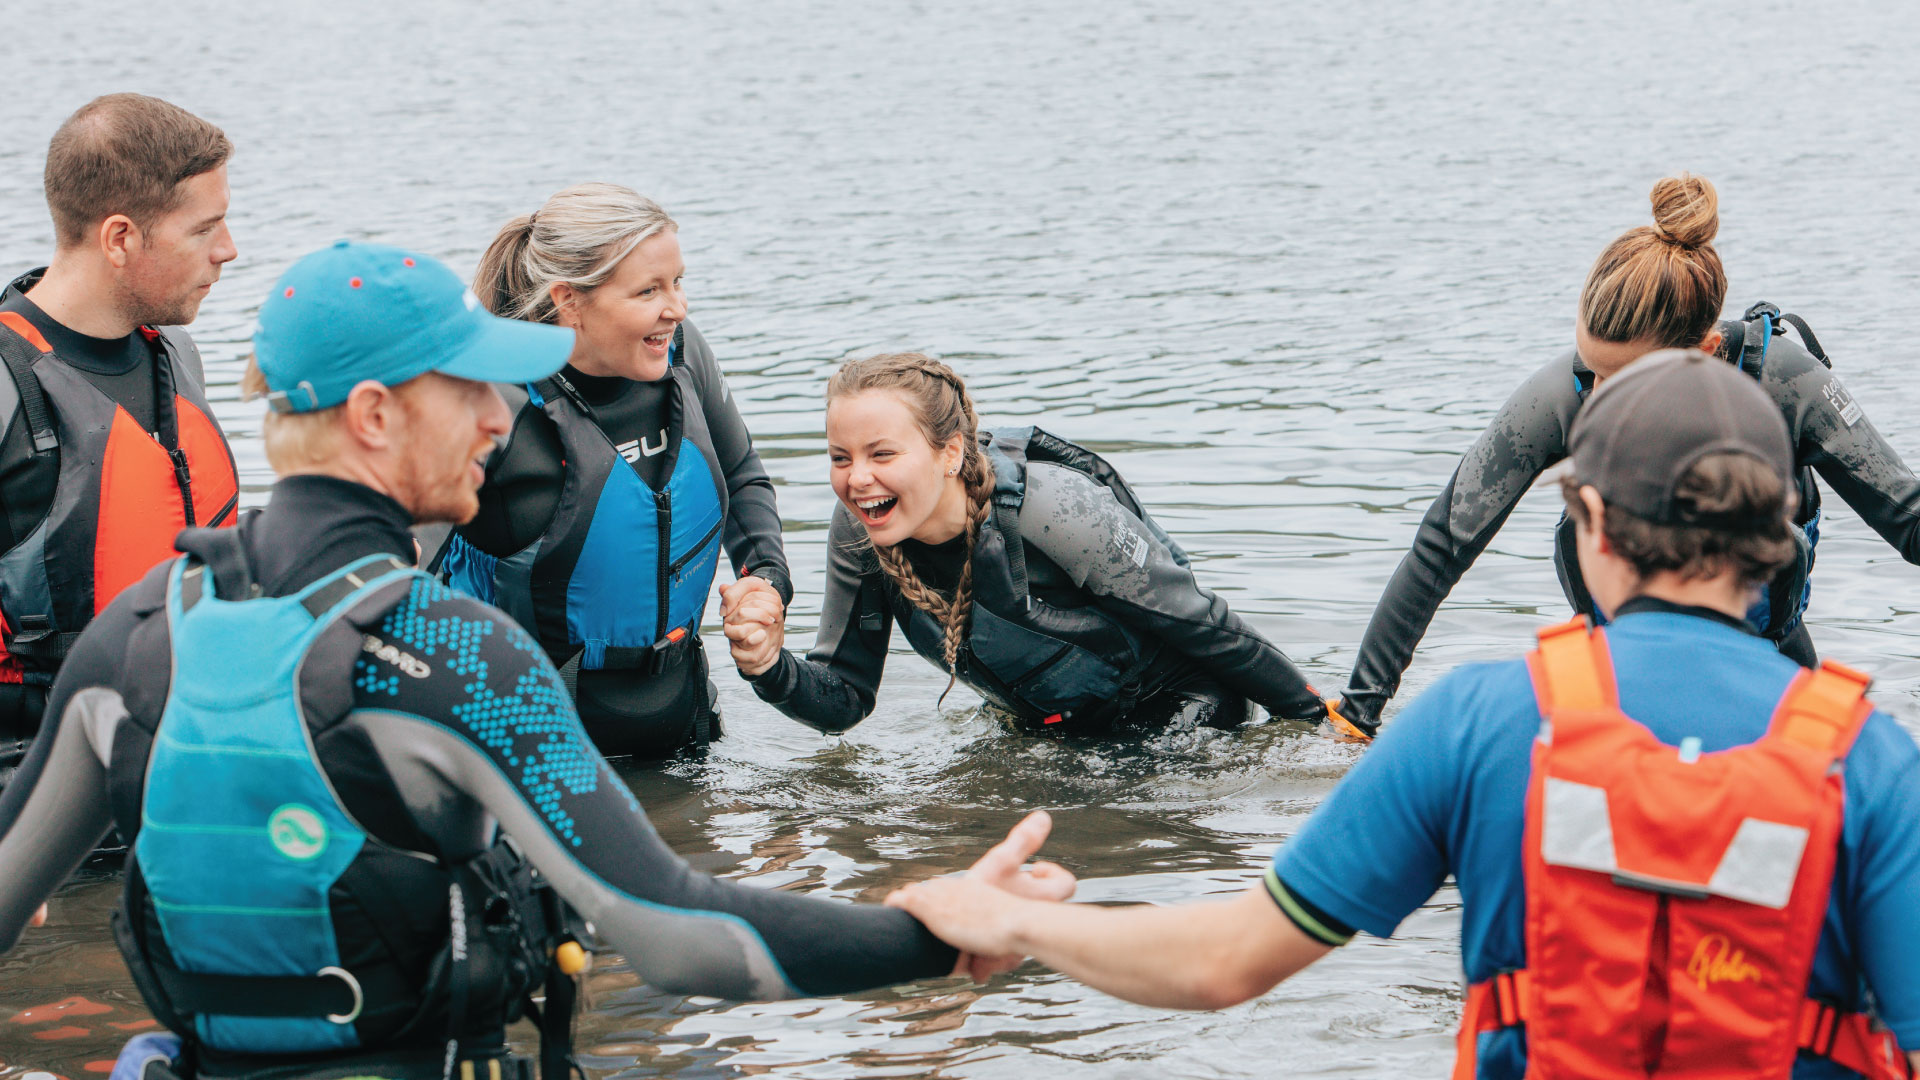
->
<box><xmin>206</xmin><ymin>493</ymin><xmax>238</xmax><ymax>528</ymax></box>
<box><xmin>654</xmin><ymin>489</ymin><xmax>672</xmax><ymax>640</ymax></box>
<box><xmin>168</xmin><ymin>447</ymin><xmax>196</xmax><ymax>528</ymax></box>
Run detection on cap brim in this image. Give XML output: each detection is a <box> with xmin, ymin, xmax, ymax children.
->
<box><xmin>434</xmin><ymin>312</ymin><xmax>574</xmax><ymax>385</ymax></box>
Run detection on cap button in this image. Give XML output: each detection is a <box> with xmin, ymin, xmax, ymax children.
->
<box><xmin>332</xmin><ymin>239</ymin><xmax>350</xmax><ymax>248</ymax></box>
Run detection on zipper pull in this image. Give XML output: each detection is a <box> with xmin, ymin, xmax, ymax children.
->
<box><xmin>169</xmin><ymin>447</ymin><xmax>197</xmax><ymax>528</ymax></box>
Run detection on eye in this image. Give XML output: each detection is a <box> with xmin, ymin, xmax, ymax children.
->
<box><xmin>636</xmin><ymin>286</ymin><xmax>657</xmax><ymax>298</ymax></box>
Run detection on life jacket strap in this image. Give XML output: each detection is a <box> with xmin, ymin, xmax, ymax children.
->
<box><xmin>0</xmin><ymin>312</ymin><xmax>57</xmax><ymax>453</ymax></box>
<box><xmin>147</xmin><ymin>957</ymin><xmax>393</xmax><ymax>1025</ymax></box>
<box><xmin>1769</xmin><ymin>660</ymin><xmax>1874</xmax><ymax>759</ymax></box>
<box><xmin>1526</xmin><ymin>617</ymin><xmax>1616</xmax><ymax>715</ymax></box>
<box><xmin>1457</xmin><ymin>968</ymin><xmax>1913</xmax><ymax>1079</ymax></box>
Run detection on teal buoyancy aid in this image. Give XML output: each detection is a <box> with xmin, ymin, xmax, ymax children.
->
<box><xmin>135</xmin><ymin>551</ymin><xmax>417</xmax><ymax>1054</ymax></box>
<box><xmin>443</xmin><ymin>334</ymin><xmax>725</xmax><ymax>685</ymax></box>
<box><xmin>887</xmin><ymin>428</ymin><xmax>1177</xmax><ymax>725</ymax></box>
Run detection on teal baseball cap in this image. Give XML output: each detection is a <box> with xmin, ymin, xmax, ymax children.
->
<box><xmin>254</xmin><ymin>240</ymin><xmax>573</xmax><ymax>413</ymax></box>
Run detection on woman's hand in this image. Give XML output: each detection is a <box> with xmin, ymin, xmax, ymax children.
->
<box><xmin>888</xmin><ymin>810</ymin><xmax>1077</xmax><ymax>981</ymax></box>
<box><xmin>720</xmin><ymin>574</ymin><xmax>786</xmax><ymax>676</ymax></box>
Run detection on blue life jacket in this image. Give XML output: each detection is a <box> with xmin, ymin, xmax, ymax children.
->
<box><xmin>885</xmin><ymin>427</ymin><xmax>1179</xmax><ymax>725</ymax></box>
<box><xmin>120</xmin><ymin>537</ymin><xmax>569</xmax><ymax>1068</ymax></box>
<box><xmin>442</xmin><ymin>333</ymin><xmax>725</xmax><ymax>681</ymax></box>
<box><xmin>137</xmin><ymin>551</ymin><xmax>416</xmax><ymax>1054</ymax></box>
<box><xmin>1560</xmin><ymin>302</ymin><xmax>1824</xmax><ymax>641</ymax></box>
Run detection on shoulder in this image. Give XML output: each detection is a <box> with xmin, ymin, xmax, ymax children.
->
<box><xmin>1018</xmin><ymin>460</ymin><xmax>1126</xmax><ymax>523</ymax></box>
<box><xmin>154</xmin><ymin>326</ymin><xmax>206</xmax><ymax>386</ymax></box>
<box><xmin>1844</xmin><ymin>707</ymin><xmax>1920</xmax><ymax>814</ymax></box>
<box><xmin>677</xmin><ymin>320</ymin><xmax>724</xmax><ymax>387</ymax></box>
<box><xmin>350</xmin><ymin>575</ymin><xmax>564</xmax><ymax>712</ymax></box>
<box><xmin>1495</xmin><ymin>350</ymin><xmax>1584</xmax><ymax>431</ymax></box>
<box><xmin>1380</xmin><ymin>657</ymin><xmax>1539</xmax><ymax>758</ymax></box>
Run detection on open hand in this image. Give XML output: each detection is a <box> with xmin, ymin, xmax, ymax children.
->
<box><xmin>888</xmin><ymin>810</ymin><xmax>1076</xmax><ymax>981</ymax></box>
<box><xmin>720</xmin><ymin>575</ymin><xmax>785</xmax><ymax>676</ymax></box>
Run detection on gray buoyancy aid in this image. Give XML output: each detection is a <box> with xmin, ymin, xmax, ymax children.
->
<box><xmin>1558</xmin><ymin>302</ymin><xmax>1824</xmax><ymax>640</ymax></box>
<box><xmin>886</xmin><ymin>427</ymin><xmax>1182</xmax><ymax>725</ymax></box>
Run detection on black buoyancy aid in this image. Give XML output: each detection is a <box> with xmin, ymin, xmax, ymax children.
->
<box><xmin>113</xmin><ymin>528</ymin><xmax>579</xmax><ymax>1080</ymax></box>
<box><xmin>1559</xmin><ymin>303</ymin><xmax>1823</xmax><ymax>641</ymax></box>
<box><xmin>886</xmin><ymin>427</ymin><xmax>1177</xmax><ymax>725</ymax></box>
<box><xmin>0</xmin><ymin>313</ymin><xmax>239</xmax><ymax>685</ymax></box>
<box><xmin>442</xmin><ymin>329</ymin><xmax>725</xmax><ymax>690</ymax></box>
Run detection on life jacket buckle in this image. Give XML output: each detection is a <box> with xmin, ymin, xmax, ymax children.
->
<box><xmin>316</xmin><ymin>965</ymin><xmax>363</xmax><ymax>1024</ymax></box>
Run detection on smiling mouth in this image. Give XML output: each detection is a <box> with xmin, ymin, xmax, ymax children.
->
<box><xmin>854</xmin><ymin>495</ymin><xmax>897</xmax><ymax>525</ymax></box>
<box><xmin>644</xmin><ymin>330</ymin><xmax>672</xmax><ymax>351</ymax></box>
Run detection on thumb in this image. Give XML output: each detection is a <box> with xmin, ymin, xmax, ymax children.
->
<box><xmin>970</xmin><ymin>810</ymin><xmax>1053</xmax><ymax>883</ymax></box>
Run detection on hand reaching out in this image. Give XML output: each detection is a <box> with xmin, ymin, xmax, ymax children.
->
<box><xmin>888</xmin><ymin>810</ymin><xmax>1076</xmax><ymax>982</ymax></box>
<box><xmin>720</xmin><ymin>574</ymin><xmax>786</xmax><ymax>676</ymax></box>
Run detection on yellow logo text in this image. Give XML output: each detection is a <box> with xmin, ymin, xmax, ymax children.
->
<box><xmin>1686</xmin><ymin>934</ymin><xmax>1764</xmax><ymax>991</ymax></box>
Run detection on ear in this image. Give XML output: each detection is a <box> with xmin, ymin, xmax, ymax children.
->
<box><xmin>98</xmin><ymin>214</ymin><xmax>138</xmax><ymax>269</ymax></box>
<box><xmin>548</xmin><ymin>282</ymin><xmax>580</xmax><ymax>328</ymax></box>
<box><xmin>1577</xmin><ymin>485</ymin><xmax>1611</xmax><ymax>556</ymax></box>
<box><xmin>1699</xmin><ymin>328</ymin><xmax>1725</xmax><ymax>357</ymax></box>
<box><xmin>338</xmin><ymin>380</ymin><xmax>401</xmax><ymax>451</ymax></box>
<box><xmin>942</xmin><ymin>433</ymin><xmax>967</xmax><ymax>476</ymax></box>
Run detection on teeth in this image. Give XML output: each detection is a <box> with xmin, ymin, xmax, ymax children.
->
<box><xmin>857</xmin><ymin>496</ymin><xmax>895</xmax><ymax>511</ymax></box>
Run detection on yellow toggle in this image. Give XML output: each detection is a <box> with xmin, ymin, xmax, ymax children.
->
<box><xmin>555</xmin><ymin>940</ymin><xmax>587</xmax><ymax>975</ymax></box>
<box><xmin>1324</xmin><ymin>699</ymin><xmax>1374</xmax><ymax>744</ymax></box>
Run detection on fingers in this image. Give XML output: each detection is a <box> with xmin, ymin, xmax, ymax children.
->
<box><xmin>966</xmin><ymin>810</ymin><xmax>1053</xmax><ymax>884</ymax></box>
<box><xmin>1005</xmin><ymin>860</ymin><xmax>1077</xmax><ymax>903</ymax></box>
<box><xmin>719</xmin><ymin>575</ymin><xmax>780</xmax><ymax>618</ymax></box>
<box><xmin>721</xmin><ymin>620</ymin><xmax>768</xmax><ymax>646</ymax></box>
<box><xmin>30</xmin><ymin>903</ymin><xmax>46</xmax><ymax>928</ymax></box>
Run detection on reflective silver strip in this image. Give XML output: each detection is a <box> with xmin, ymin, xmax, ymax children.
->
<box><xmin>1542</xmin><ymin>778</ymin><xmax>1617</xmax><ymax>873</ymax></box>
<box><xmin>1707</xmin><ymin>819</ymin><xmax>1809</xmax><ymax>910</ymax></box>
<box><xmin>1541</xmin><ymin>777</ymin><xmax>1809</xmax><ymax>909</ymax></box>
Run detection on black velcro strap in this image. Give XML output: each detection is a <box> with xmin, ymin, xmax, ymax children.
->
<box><xmin>300</xmin><ymin>557</ymin><xmax>410</xmax><ymax>617</ymax></box>
<box><xmin>994</xmin><ymin>497</ymin><xmax>1029</xmax><ymax>609</ymax></box>
<box><xmin>538</xmin><ymin>966</ymin><xmax>578</xmax><ymax>1080</ymax></box>
<box><xmin>6</xmin><ymin>621</ymin><xmax>83</xmax><ymax>665</ymax></box>
<box><xmin>152</xmin><ymin>963</ymin><xmax>360</xmax><ymax>1020</ymax></box>
<box><xmin>0</xmin><ymin>329</ymin><xmax>57</xmax><ymax>453</ymax></box>
<box><xmin>556</xmin><ymin>650</ymin><xmax>582</xmax><ymax>700</ymax></box>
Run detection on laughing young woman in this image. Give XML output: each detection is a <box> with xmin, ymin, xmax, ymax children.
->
<box><xmin>723</xmin><ymin>352</ymin><xmax>1329</xmax><ymax>735</ymax></box>
<box><xmin>439</xmin><ymin>183</ymin><xmax>790</xmax><ymax>757</ymax></box>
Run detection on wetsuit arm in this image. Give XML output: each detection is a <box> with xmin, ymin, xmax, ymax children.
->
<box><xmin>1341</xmin><ymin>356</ymin><xmax>1580</xmax><ymax>728</ymax></box>
<box><xmin>681</xmin><ymin>323</ymin><xmax>792</xmax><ymax>604</ymax></box>
<box><xmin>0</xmin><ymin>590</ymin><xmax>148</xmax><ymax>949</ymax></box>
<box><xmin>1765</xmin><ymin>342</ymin><xmax>1920</xmax><ymax>561</ymax></box>
<box><xmin>353</xmin><ymin>584</ymin><xmax>951</xmax><ymax>998</ymax></box>
<box><xmin>749</xmin><ymin>508</ymin><xmax>889</xmax><ymax>733</ymax></box>
<box><xmin>1017</xmin><ymin>463</ymin><xmax>1323</xmax><ymax>720</ymax></box>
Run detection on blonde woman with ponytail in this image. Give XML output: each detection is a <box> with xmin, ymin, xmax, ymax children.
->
<box><xmin>725</xmin><ymin>353</ymin><xmax>1329</xmax><ymax>734</ymax></box>
<box><xmin>1332</xmin><ymin>173</ymin><xmax>1920</xmax><ymax>739</ymax></box>
<box><xmin>434</xmin><ymin>183</ymin><xmax>791</xmax><ymax>758</ymax></box>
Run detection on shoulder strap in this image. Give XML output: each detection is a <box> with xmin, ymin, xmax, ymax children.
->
<box><xmin>993</xmin><ymin>494</ymin><xmax>1029</xmax><ymax>606</ymax></box>
<box><xmin>1525</xmin><ymin>617</ymin><xmax>1617</xmax><ymax>714</ymax></box>
<box><xmin>1768</xmin><ymin>659</ymin><xmax>1873</xmax><ymax>759</ymax></box>
<box><xmin>0</xmin><ymin>312</ymin><xmax>58</xmax><ymax>452</ymax></box>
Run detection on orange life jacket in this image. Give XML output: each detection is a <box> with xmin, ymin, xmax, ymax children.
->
<box><xmin>1453</xmin><ymin>617</ymin><xmax>1910</xmax><ymax>1080</ymax></box>
<box><xmin>0</xmin><ymin>312</ymin><xmax>238</xmax><ymax>685</ymax></box>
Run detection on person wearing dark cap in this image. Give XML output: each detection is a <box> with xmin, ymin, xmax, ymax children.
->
<box><xmin>0</xmin><ymin>241</ymin><xmax>1070</xmax><ymax>1080</ymax></box>
<box><xmin>887</xmin><ymin>351</ymin><xmax>1920</xmax><ymax>1079</ymax></box>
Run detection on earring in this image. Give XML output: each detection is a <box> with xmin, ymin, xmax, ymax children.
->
<box><xmin>948</xmin><ymin>466</ymin><xmax>958</xmax><ymax>476</ymax></box>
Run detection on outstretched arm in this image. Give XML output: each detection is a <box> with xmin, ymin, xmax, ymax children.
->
<box><xmin>682</xmin><ymin>322</ymin><xmax>791</xmax><ymax>602</ymax></box>
<box><xmin>1017</xmin><ymin>462</ymin><xmax>1324</xmax><ymax>720</ymax></box>
<box><xmin>350</xmin><ymin>579</ymin><xmax>947</xmax><ymax>998</ymax></box>
<box><xmin>747</xmin><ymin>508</ymin><xmax>890</xmax><ymax>733</ymax></box>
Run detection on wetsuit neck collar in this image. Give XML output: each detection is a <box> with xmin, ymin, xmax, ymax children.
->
<box><xmin>1610</xmin><ymin>594</ymin><xmax>1756</xmax><ymax>636</ymax></box>
<box><xmin>1</xmin><ymin>267</ymin><xmax>150</xmax><ymax>375</ymax></box>
<box><xmin>248</xmin><ymin>475</ymin><xmax>417</xmax><ymax>596</ymax></box>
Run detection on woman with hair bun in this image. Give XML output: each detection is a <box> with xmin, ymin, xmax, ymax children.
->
<box><xmin>437</xmin><ymin>183</ymin><xmax>790</xmax><ymax>757</ymax></box>
<box><xmin>1331</xmin><ymin>173</ymin><xmax>1920</xmax><ymax>738</ymax></box>
<box><xmin>724</xmin><ymin>352</ymin><xmax>1330</xmax><ymax>735</ymax></box>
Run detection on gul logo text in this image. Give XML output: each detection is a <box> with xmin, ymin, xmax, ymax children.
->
<box><xmin>1686</xmin><ymin>934</ymin><xmax>1764</xmax><ymax>990</ymax></box>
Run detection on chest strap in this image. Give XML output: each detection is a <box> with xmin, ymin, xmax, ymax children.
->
<box><xmin>1459</xmin><ymin>970</ymin><xmax>1913</xmax><ymax>1080</ymax></box>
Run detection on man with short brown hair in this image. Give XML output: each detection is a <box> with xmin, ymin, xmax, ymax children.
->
<box><xmin>0</xmin><ymin>93</ymin><xmax>240</xmax><ymax>788</ymax></box>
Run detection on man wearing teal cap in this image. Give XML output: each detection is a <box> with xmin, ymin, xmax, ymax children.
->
<box><xmin>0</xmin><ymin>241</ymin><xmax>1069</xmax><ymax>1080</ymax></box>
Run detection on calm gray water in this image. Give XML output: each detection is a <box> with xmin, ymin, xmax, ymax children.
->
<box><xmin>7</xmin><ymin>2</ymin><xmax>1920</xmax><ymax>1076</ymax></box>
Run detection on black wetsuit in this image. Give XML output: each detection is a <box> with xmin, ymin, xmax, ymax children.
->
<box><xmin>0</xmin><ymin>475</ymin><xmax>951</xmax><ymax>1073</ymax></box>
<box><xmin>449</xmin><ymin>321</ymin><xmax>790</xmax><ymax>758</ymax></box>
<box><xmin>0</xmin><ymin>269</ymin><xmax>199</xmax><ymax>787</ymax></box>
<box><xmin>751</xmin><ymin>460</ymin><xmax>1326</xmax><ymax>732</ymax></box>
<box><xmin>1341</xmin><ymin>328</ymin><xmax>1920</xmax><ymax>730</ymax></box>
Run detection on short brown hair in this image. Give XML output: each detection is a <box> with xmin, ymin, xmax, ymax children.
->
<box><xmin>241</xmin><ymin>356</ymin><xmax>341</xmax><ymax>473</ymax></box>
<box><xmin>45</xmin><ymin>93</ymin><xmax>232</xmax><ymax>248</ymax></box>
<box><xmin>1578</xmin><ymin>173</ymin><xmax>1726</xmax><ymax>350</ymax></box>
<box><xmin>1561</xmin><ymin>452</ymin><xmax>1796</xmax><ymax>590</ymax></box>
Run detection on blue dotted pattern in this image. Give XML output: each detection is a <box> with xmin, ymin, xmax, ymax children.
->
<box><xmin>362</xmin><ymin>576</ymin><xmax>639</xmax><ymax>847</ymax></box>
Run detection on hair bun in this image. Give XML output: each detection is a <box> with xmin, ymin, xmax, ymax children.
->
<box><xmin>1648</xmin><ymin>172</ymin><xmax>1719</xmax><ymax>249</ymax></box>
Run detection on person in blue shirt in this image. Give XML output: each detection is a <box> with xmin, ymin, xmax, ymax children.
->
<box><xmin>887</xmin><ymin>350</ymin><xmax>1920</xmax><ymax>1079</ymax></box>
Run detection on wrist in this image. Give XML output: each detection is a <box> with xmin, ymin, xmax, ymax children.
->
<box><xmin>747</xmin><ymin>565</ymin><xmax>793</xmax><ymax>607</ymax></box>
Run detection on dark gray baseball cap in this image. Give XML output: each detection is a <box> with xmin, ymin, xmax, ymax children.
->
<box><xmin>1568</xmin><ymin>349</ymin><xmax>1793</xmax><ymax>524</ymax></box>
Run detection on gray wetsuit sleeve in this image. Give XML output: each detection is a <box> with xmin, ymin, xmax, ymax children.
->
<box><xmin>1341</xmin><ymin>354</ymin><xmax>1582</xmax><ymax>727</ymax></box>
<box><xmin>351</xmin><ymin>585</ymin><xmax>949</xmax><ymax>998</ymax></box>
<box><xmin>1018</xmin><ymin>462</ymin><xmax>1325</xmax><ymax>719</ymax></box>
<box><xmin>1763</xmin><ymin>339</ymin><xmax>1920</xmax><ymax>559</ymax></box>
<box><xmin>748</xmin><ymin>507</ymin><xmax>890</xmax><ymax>733</ymax></box>
<box><xmin>681</xmin><ymin>322</ymin><xmax>792</xmax><ymax>604</ymax></box>
<box><xmin>0</xmin><ymin>588</ymin><xmax>147</xmax><ymax>949</ymax></box>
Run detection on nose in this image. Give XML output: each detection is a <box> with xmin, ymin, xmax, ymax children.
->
<box><xmin>478</xmin><ymin>383</ymin><xmax>512</xmax><ymax>439</ymax></box>
<box><xmin>663</xmin><ymin>281</ymin><xmax>688</xmax><ymax>323</ymax></box>
<box><xmin>212</xmin><ymin>222</ymin><xmax>238</xmax><ymax>265</ymax></box>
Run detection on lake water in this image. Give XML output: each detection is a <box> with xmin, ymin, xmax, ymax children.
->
<box><xmin>7</xmin><ymin>1</ymin><xmax>1920</xmax><ymax>1076</ymax></box>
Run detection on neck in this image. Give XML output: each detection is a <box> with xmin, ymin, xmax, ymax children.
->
<box><xmin>1619</xmin><ymin>570</ymin><xmax>1750</xmax><ymax>620</ymax></box>
<box><xmin>279</xmin><ymin>460</ymin><xmax>413</xmax><ymax>520</ymax></box>
<box><xmin>26</xmin><ymin>254</ymin><xmax>138</xmax><ymax>339</ymax></box>
<box><xmin>912</xmin><ymin>476</ymin><xmax>973</xmax><ymax>545</ymax></box>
